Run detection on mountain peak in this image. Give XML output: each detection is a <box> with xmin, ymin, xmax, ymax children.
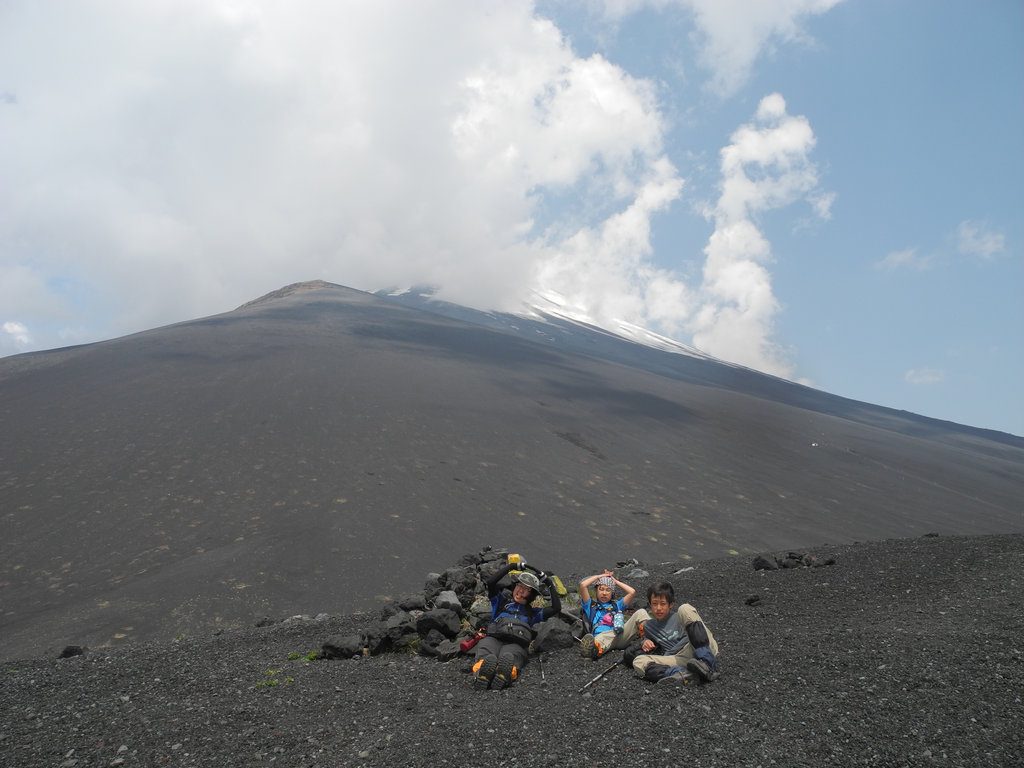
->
<box><xmin>236</xmin><ymin>280</ymin><xmax>342</xmax><ymax>310</ymax></box>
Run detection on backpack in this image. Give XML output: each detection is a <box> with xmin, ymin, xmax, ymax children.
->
<box><xmin>583</xmin><ymin>600</ymin><xmax>620</xmax><ymax>634</ymax></box>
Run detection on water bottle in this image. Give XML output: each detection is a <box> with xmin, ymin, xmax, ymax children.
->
<box><xmin>613</xmin><ymin>611</ymin><xmax>624</xmax><ymax>634</ymax></box>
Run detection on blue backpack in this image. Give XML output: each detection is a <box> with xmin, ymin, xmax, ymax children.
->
<box><xmin>583</xmin><ymin>599</ymin><xmax>622</xmax><ymax>634</ymax></box>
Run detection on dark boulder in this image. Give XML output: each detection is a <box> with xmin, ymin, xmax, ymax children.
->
<box><xmin>533</xmin><ymin>618</ymin><xmax>575</xmax><ymax>652</ymax></box>
<box><xmin>416</xmin><ymin>608</ymin><xmax>461</xmax><ymax>639</ymax></box>
<box><xmin>363</xmin><ymin>624</ymin><xmax>388</xmax><ymax>655</ymax></box>
<box><xmin>418</xmin><ymin>628</ymin><xmax>448</xmax><ymax>655</ymax></box>
<box><xmin>440</xmin><ymin>566</ymin><xmax>477</xmax><ymax>598</ymax></box>
<box><xmin>423</xmin><ymin>573</ymin><xmax>444</xmax><ymax>603</ymax></box>
<box><xmin>398</xmin><ymin>594</ymin><xmax>427</xmax><ymax>612</ymax></box>
<box><xmin>456</xmin><ymin>552</ymin><xmax>482</xmax><ymax>567</ymax></box>
<box><xmin>432</xmin><ymin>590</ymin><xmax>464</xmax><ymax>615</ymax></box>
<box><xmin>434</xmin><ymin>639</ymin><xmax>462</xmax><ymax>662</ymax></box>
<box><xmin>322</xmin><ymin>634</ymin><xmax>364</xmax><ymax>659</ymax></box>
<box><xmin>383</xmin><ymin>611</ymin><xmax>418</xmax><ymax>648</ymax></box>
<box><xmin>752</xmin><ymin>555</ymin><xmax>779</xmax><ymax>571</ymax></box>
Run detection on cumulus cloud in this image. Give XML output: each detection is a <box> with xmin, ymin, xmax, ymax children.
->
<box><xmin>1</xmin><ymin>1</ymin><xmax>834</xmax><ymax>381</ymax></box>
<box><xmin>526</xmin><ymin>94</ymin><xmax>830</xmax><ymax>361</ymax></box>
<box><xmin>1</xmin><ymin>321</ymin><xmax>31</xmax><ymax>355</ymax></box>
<box><xmin>956</xmin><ymin>220</ymin><xmax>1005</xmax><ymax>260</ymax></box>
<box><xmin>0</xmin><ymin>0</ymin><xmax>686</xmax><ymax>348</ymax></box>
<box><xmin>876</xmin><ymin>248</ymin><xmax>932</xmax><ymax>272</ymax></box>
<box><xmin>598</xmin><ymin>0</ymin><xmax>844</xmax><ymax>96</ymax></box>
<box><xmin>688</xmin><ymin>93</ymin><xmax>827</xmax><ymax>376</ymax></box>
<box><xmin>905</xmin><ymin>368</ymin><xmax>944</xmax><ymax>385</ymax></box>
<box><xmin>533</xmin><ymin>156</ymin><xmax>688</xmax><ymax>331</ymax></box>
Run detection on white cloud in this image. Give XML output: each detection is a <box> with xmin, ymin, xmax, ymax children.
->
<box><xmin>905</xmin><ymin>368</ymin><xmax>944</xmax><ymax>385</ymax></box>
<box><xmin>689</xmin><ymin>93</ymin><xmax>827</xmax><ymax>376</ymax></box>
<box><xmin>0</xmin><ymin>1</ymin><xmax>837</xmax><ymax>379</ymax></box>
<box><xmin>1</xmin><ymin>321</ymin><xmax>32</xmax><ymax>355</ymax></box>
<box><xmin>876</xmin><ymin>248</ymin><xmax>932</xmax><ymax>272</ymax></box>
<box><xmin>533</xmin><ymin>155</ymin><xmax>688</xmax><ymax>329</ymax></box>
<box><xmin>808</xmin><ymin>191</ymin><xmax>835</xmax><ymax>221</ymax></box>
<box><xmin>956</xmin><ymin>220</ymin><xmax>1005</xmax><ymax>260</ymax></box>
<box><xmin>0</xmin><ymin>1</ymin><xmax>680</xmax><ymax>348</ymax></box>
<box><xmin>598</xmin><ymin>0</ymin><xmax>844</xmax><ymax>96</ymax></box>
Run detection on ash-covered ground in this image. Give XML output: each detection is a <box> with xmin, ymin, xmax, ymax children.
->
<box><xmin>3</xmin><ymin>533</ymin><xmax>1021</xmax><ymax>768</ymax></box>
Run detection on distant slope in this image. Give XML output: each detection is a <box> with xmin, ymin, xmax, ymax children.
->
<box><xmin>380</xmin><ymin>286</ymin><xmax>1024</xmax><ymax>452</ymax></box>
<box><xmin>1</xmin><ymin>281</ymin><xmax>1021</xmax><ymax>660</ymax></box>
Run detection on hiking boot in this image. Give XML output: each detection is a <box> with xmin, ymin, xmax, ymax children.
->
<box><xmin>686</xmin><ymin>657</ymin><xmax>719</xmax><ymax>683</ymax></box>
<box><xmin>473</xmin><ymin>656</ymin><xmax>498</xmax><ymax>690</ymax></box>
<box><xmin>492</xmin><ymin>662</ymin><xmax>518</xmax><ymax>690</ymax></box>
<box><xmin>659</xmin><ymin>666</ymin><xmax>697</xmax><ymax>685</ymax></box>
<box><xmin>580</xmin><ymin>634</ymin><xmax>601</xmax><ymax>661</ymax></box>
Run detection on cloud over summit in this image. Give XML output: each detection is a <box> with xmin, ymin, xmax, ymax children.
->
<box><xmin>2</xmin><ymin>2</ymin><xmax>681</xmax><ymax>342</ymax></box>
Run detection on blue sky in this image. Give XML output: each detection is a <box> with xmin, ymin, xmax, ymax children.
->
<box><xmin>2</xmin><ymin>1</ymin><xmax>1021</xmax><ymax>435</ymax></box>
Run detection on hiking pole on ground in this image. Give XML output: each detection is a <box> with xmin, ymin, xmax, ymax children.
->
<box><xmin>579</xmin><ymin>661</ymin><xmax>619</xmax><ymax>693</ymax></box>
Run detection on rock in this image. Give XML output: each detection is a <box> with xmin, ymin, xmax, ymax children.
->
<box><xmin>418</xmin><ymin>628</ymin><xmax>448</xmax><ymax>655</ymax></box>
<box><xmin>479</xmin><ymin>548</ymin><xmax>506</xmax><ymax>563</ymax></box>
<box><xmin>363</xmin><ymin>625</ymin><xmax>388</xmax><ymax>655</ymax></box>
<box><xmin>416</xmin><ymin>608</ymin><xmax>461</xmax><ymax>639</ymax></box>
<box><xmin>321</xmin><ymin>634</ymin><xmax>364</xmax><ymax>659</ymax></box>
<box><xmin>456</xmin><ymin>552</ymin><xmax>482</xmax><ymax>567</ymax></box>
<box><xmin>432</xmin><ymin>590</ymin><xmax>464</xmax><ymax>615</ymax></box>
<box><xmin>383</xmin><ymin>612</ymin><xmax>418</xmax><ymax>648</ymax></box>
<box><xmin>398</xmin><ymin>595</ymin><xmax>426</xmax><ymax>612</ymax></box>
<box><xmin>423</xmin><ymin>573</ymin><xmax>444</xmax><ymax>603</ymax></box>
<box><xmin>59</xmin><ymin>645</ymin><xmax>86</xmax><ymax>658</ymax></box>
<box><xmin>440</xmin><ymin>566</ymin><xmax>477</xmax><ymax>598</ymax></box>
<box><xmin>752</xmin><ymin>555</ymin><xmax>779</xmax><ymax>571</ymax></box>
<box><xmin>533</xmin><ymin>618</ymin><xmax>575</xmax><ymax>652</ymax></box>
<box><xmin>434</xmin><ymin>639</ymin><xmax>461</xmax><ymax>662</ymax></box>
<box><xmin>468</xmin><ymin>595</ymin><xmax>492</xmax><ymax>627</ymax></box>
<box><xmin>754</xmin><ymin>551</ymin><xmax>835</xmax><ymax>570</ymax></box>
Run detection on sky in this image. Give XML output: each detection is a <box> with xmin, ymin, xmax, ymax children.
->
<box><xmin>1</xmin><ymin>1</ymin><xmax>1021</xmax><ymax>436</ymax></box>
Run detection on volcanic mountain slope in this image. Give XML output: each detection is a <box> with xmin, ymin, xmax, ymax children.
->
<box><xmin>3</xmin><ymin>534</ymin><xmax>1022</xmax><ymax>767</ymax></box>
<box><xmin>1</xmin><ymin>280</ymin><xmax>1021</xmax><ymax>661</ymax></box>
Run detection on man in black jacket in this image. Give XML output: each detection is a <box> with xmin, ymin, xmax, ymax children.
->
<box><xmin>472</xmin><ymin>561</ymin><xmax>561</xmax><ymax>690</ymax></box>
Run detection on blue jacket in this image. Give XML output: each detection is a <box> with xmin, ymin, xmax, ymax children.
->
<box><xmin>582</xmin><ymin>597</ymin><xmax>626</xmax><ymax>635</ymax></box>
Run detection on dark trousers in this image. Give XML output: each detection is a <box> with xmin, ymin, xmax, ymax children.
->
<box><xmin>475</xmin><ymin>635</ymin><xmax>528</xmax><ymax>672</ymax></box>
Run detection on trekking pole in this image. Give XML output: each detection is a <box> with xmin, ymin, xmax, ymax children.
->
<box><xmin>579</xmin><ymin>661</ymin><xmax>619</xmax><ymax>693</ymax></box>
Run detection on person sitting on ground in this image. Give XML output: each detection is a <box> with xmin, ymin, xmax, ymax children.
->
<box><xmin>472</xmin><ymin>559</ymin><xmax>561</xmax><ymax>690</ymax></box>
<box><xmin>628</xmin><ymin>581</ymin><xmax>719</xmax><ymax>684</ymax></box>
<box><xmin>578</xmin><ymin>570</ymin><xmax>636</xmax><ymax>660</ymax></box>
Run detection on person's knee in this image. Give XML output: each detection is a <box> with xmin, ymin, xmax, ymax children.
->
<box><xmin>499</xmin><ymin>645</ymin><xmax>526</xmax><ymax>666</ymax></box>
<box><xmin>632</xmin><ymin>654</ymin><xmax>652</xmax><ymax>675</ymax></box>
<box><xmin>677</xmin><ymin>603</ymin><xmax>700</xmax><ymax>623</ymax></box>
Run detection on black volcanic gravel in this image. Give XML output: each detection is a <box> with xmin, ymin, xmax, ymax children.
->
<box><xmin>2</xmin><ymin>533</ymin><xmax>1021</xmax><ymax>768</ymax></box>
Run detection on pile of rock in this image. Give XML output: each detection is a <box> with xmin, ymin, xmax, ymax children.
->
<box><xmin>751</xmin><ymin>551</ymin><xmax>836</xmax><ymax>570</ymax></box>
<box><xmin>320</xmin><ymin>546</ymin><xmax>578</xmax><ymax>662</ymax></box>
